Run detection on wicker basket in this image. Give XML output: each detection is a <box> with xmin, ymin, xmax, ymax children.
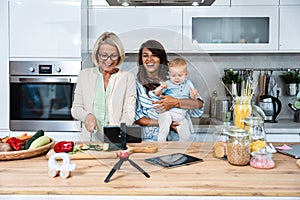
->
<box><xmin>0</xmin><ymin>139</ymin><xmax>55</xmax><ymax>161</ymax></box>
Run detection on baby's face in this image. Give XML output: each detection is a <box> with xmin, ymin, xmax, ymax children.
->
<box><xmin>168</xmin><ymin>66</ymin><xmax>187</xmax><ymax>85</ymax></box>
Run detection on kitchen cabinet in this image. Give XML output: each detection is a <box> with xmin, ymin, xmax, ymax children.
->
<box><xmin>183</xmin><ymin>6</ymin><xmax>279</xmax><ymax>52</ymax></box>
<box><xmin>280</xmin><ymin>0</ymin><xmax>300</xmax><ymax>5</ymax></box>
<box><xmin>88</xmin><ymin>7</ymin><xmax>182</xmax><ymax>52</ymax></box>
<box><xmin>9</xmin><ymin>0</ymin><xmax>81</xmax><ymax>59</ymax></box>
<box><xmin>0</xmin><ymin>0</ymin><xmax>9</xmax><ymax>131</ymax></box>
<box><xmin>279</xmin><ymin>6</ymin><xmax>300</xmax><ymax>51</ymax></box>
<box><xmin>231</xmin><ymin>0</ymin><xmax>279</xmax><ymax>6</ymax></box>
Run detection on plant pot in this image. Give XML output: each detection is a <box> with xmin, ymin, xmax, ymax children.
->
<box><xmin>285</xmin><ymin>83</ymin><xmax>297</xmax><ymax>96</ymax></box>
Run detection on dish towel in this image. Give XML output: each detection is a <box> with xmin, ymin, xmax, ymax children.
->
<box><xmin>268</xmin><ymin>74</ymin><xmax>277</xmax><ymax>97</ymax></box>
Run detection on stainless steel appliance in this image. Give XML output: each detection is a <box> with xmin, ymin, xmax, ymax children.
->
<box><xmin>9</xmin><ymin>61</ymin><xmax>81</xmax><ymax>132</ymax></box>
<box><xmin>258</xmin><ymin>95</ymin><xmax>282</xmax><ymax>123</ymax></box>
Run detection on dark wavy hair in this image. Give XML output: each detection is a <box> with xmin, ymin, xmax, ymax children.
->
<box><xmin>137</xmin><ymin>40</ymin><xmax>169</xmax><ymax>93</ymax></box>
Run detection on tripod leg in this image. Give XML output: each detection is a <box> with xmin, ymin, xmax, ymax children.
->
<box><xmin>128</xmin><ymin>159</ymin><xmax>150</xmax><ymax>178</ymax></box>
<box><xmin>104</xmin><ymin>159</ymin><xmax>124</xmax><ymax>183</ymax></box>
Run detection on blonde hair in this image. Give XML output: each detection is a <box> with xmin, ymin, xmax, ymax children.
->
<box><xmin>92</xmin><ymin>32</ymin><xmax>125</xmax><ymax>67</ymax></box>
<box><xmin>168</xmin><ymin>58</ymin><xmax>188</xmax><ymax>73</ymax></box>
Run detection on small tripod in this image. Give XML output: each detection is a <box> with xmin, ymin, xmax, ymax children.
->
<box><xmin>104</xmin><ymin>151</ymin><xmax>150</xmax><ymax>183</ymax></box>
<box><xmin>104</xmin><ymin>123</ymin><xmax>150</xmax><ymax>183</ymax></box>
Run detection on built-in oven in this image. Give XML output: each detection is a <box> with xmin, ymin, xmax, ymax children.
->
<box><xmin>9</xmin><ymin>61</ymin><xmax>81</xmax><ymax>132</ymax></box>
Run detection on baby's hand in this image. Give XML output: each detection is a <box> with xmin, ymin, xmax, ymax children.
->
<box><xmin>190</xmin><ymin>88</ymin><xmax>198</xmax><ymax>100</ymax></box>
<box><xmin>154</xmin><ymin>84</ymin><xmax>168</xmax><ymax>96</ymax></box>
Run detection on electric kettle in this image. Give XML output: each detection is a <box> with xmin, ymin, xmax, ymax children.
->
<box><xmin>288</xmin><ymin>103</ymin><xmax>300</xmax><ymax>123</ymax></box>
<box><xmin>258</xmin><ymin>95</ymin><xmax>282</xmax><ymax>123</ymax></box>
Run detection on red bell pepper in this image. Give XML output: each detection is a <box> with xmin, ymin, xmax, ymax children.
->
<box><xmin>53</xmin><ymin>141</ymin><xmax>74</xmax><ymax>153</ymax></box>
<box><xmin>6</xmin><ymin>137</ymin><xmax>21</xmax><ymax>151</ymax></box>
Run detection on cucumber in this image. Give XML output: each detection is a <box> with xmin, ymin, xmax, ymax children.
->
<box><xmin>29</xmin><ymin>135</ymin><xmax>51</xmax><ymax>149</ymax></box>
<box><xmin>24</xmin><ymin>130</ymin><xmax>44</xmax><ymax>150</ymax></box>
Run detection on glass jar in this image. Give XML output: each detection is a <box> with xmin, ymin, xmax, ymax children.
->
<box><xmin>233</xmin><ymin>98</ymin><xmax>252</xmax><ymax>129</ymax></box>
<box><xmin>226</xmin><ymin>127</ymin><xmax>250</xmax><ymax>166</ymax></box>
<box><xmin>213</xmin><ymin>125</ymin><xmax>229</xmax><ymax>159</ymax></box>
<box><xmin>244</xmin><ymin>117</ymin><xmax>266</xmax><ymax>153</ymax></box>
<box><xmin>250</xmin><ymin>152</ymin><xmax>275</xmax><ymax>169</ymax></box>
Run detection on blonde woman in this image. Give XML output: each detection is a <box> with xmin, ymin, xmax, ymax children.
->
<box><xmin>71</xmin><ymin>32</ymin><xmax>136</xmax><ymax>141</ymax></box>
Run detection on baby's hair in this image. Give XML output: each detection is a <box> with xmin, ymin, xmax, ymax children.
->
<box><xmin>169</xmin><ymin>58</ymin><xmax>188</xmax><ymax>72</ymax></box>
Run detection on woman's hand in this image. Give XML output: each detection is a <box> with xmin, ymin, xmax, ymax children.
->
<box><xmin>153</xmin><ymin>95</ymin><xmax>202</xmax><ymax>111</ymax></box>
<box><xmin>84</xmin><ymin>113</ymin><xmax>98</xmax><ymax>133</ymax></box>
<box><xmin>152</xmin><ymin>95</ymin><xmax>180</xmax><ymax>112</ymax></box>
<box><xmin>170</xmin><ymin>121</ymin><xmax>179</xmax><ymax>133</ymax></box>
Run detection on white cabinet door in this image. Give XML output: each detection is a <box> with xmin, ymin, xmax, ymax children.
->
<box><xmin>231</xmin><ymin>0</ymin><xmax>279</xmax><ymax>6</ymax></box>
<box><xmin>279</xmin><ymin>6</ymin><xmax>300</xmax><ymax>51</ymax></box>
<box><xmin>9</xmin><ymin>0</ymin><xmax>81</xmax><ymax>58</ymax></box>
<box><xmin>89</xmin><ymin>7</ymin><xmax>182</xmax><ymax>52</ymax></box>
<box><xmin>280</xmin><ymin>0</ymin><xmax>300</xmax><ymax>5</ymax></box>
<box><xmin>183</xmin><ymin>6</ymin><xmax>279</xmax><ymax>52</ymax></box>
<box><xmin>0</xmin><ymin>0</ymin><xmax>9</xmax><ymax>131</ymax></box>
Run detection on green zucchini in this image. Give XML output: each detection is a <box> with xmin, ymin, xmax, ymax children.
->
<box><xmin>24</xmin><ymin>130</ymin><xmax>44</xmax><ymax>150</ymax></box>
<box><xmin>29</xmin><ymin>135</ymin><xmax>51</xmax><ymax>149</ymax></box>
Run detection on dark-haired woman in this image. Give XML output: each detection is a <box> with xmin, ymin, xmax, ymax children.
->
<box><xmin>135</xmin><ymin>40</ymin><xmax>204</xmax><ymax>141</ymax></box>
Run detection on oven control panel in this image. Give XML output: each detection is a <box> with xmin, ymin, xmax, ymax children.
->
<box><xmin>9</xmin><ymin>61</ymin><xmax>81</xmax><ymax>76</ymax></box>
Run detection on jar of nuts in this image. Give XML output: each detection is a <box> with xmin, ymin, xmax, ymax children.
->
<box><xmin>226</xmin><ymin>127</ymin><xmax>250</xmax><ymax>166</ymax></box>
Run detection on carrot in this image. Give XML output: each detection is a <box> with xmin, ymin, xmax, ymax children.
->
<box><xmin>17</xmin><ymin>134</ymin><xmax>33</xmax><ymax>141</ymax></box>
<box><xmin>1</xmin><ymin>133</ymin><xmax>32</xmax><ymax>143</ymax></box>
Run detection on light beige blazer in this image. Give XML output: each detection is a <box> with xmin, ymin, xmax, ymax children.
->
<box><xmin>71</xmin><ymin>67</ymin><xmax>136</xmax><ymax>136</ymax></box>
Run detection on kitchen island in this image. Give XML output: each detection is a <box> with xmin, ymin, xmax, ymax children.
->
<box><xmin>0</xmin><ymin>142</ymin><xmax>299</xmax><ymax>200</ymax></box>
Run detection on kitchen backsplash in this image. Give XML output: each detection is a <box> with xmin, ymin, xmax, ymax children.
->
<box><xmin>82</xmin><ymin>53</ymin><xmax>300</xmax><ymax>121</ymax></box>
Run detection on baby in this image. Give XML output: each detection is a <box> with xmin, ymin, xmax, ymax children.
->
<box><xmin>149</xmin><ymin>58</ymin><xmax>198</xmax><ymax>141</ymax></box>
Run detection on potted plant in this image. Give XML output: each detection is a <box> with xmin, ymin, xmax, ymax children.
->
<box><xmin>279</xmin><ymin>71</ymin><xmax>300</xmax><ymax>96</ymax></box>
<box><xmin>222</xmin><ymin>69</ymin><xmax>242</xmax><ymax>96</ymax></box>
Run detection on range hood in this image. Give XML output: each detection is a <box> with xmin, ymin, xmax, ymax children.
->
<box><xmin>106</xmin><ymin>0</ymin><xmax>215</xmax><ymax>6</ymax></box>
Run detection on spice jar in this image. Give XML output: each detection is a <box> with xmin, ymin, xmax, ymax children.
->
<box><xmin>226</xmin><ymin>127</ymin><xmax>250</xmax><ymax>166</ymax></box>
<box><xmin>250</xmin><ymin>151</ymin><xmax>275</xmax><ymax>169</ymax></box>
<box><xmin>244</xmin><ymin>117</ymin><xmax>266</xmax><ymax>153</ymax></box>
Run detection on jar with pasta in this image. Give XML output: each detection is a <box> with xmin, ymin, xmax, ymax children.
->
<box><xmin>244</xmin><ymin>117</ymin><xmax>266</xmax><ymax>153</ymax></box>
<box><xmin>226</xmin><ymin>127</ymin><xmax>250</xmax><ymax>166</ymax></box>
<box><xmin>233</xmin><ymin>98</ymin><xmax>252</xmax><ymax>129</ymax></box>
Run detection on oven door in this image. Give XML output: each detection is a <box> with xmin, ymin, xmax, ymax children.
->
<box><xmin>10</xmin><ymin>76</ymin><xmax>81</xmax><ymax>132</ymax></box>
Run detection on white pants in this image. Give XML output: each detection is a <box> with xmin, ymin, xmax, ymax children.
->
<box><xmin>157</xmin><ymin>109</ymin><xmax>190</xmax><ymax>142</ymax></box>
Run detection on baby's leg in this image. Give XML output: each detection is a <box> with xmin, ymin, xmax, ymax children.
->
<box><xmin>172</xmin><ymin>110</ymin><xmax>190</xmax><ymax>141</ymax></box>
<box><xmin>158</xmin><ymin>111</ymin><xmax>172</xmax><ymax>142</ymax></box>
<box><xmin>176</xmin><ymin>119</ymin><xmax>190</xmax><ymax>141</ymax></box>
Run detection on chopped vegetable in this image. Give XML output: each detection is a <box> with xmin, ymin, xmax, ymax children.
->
<box><xmin>6</xmin><ymin>137</ymin><xmax>21</xmax><ymax>151</ymax></box>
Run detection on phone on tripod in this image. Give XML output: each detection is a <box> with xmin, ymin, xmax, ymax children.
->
<box><xmin>103</xmin><ymin>124</ymin><xmax>142</xmax><ymax>150</ymax></box>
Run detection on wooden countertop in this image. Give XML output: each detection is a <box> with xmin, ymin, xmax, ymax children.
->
<box><xmin>0</xmin><ymin>142</ymin><xmax>299</xmax><ymax>197</ymax></box>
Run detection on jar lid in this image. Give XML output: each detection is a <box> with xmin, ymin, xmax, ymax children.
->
<box><xmin>228</xmin><ymin>127</ymin><xmax>248</xmax><ymax>137</ymax></box>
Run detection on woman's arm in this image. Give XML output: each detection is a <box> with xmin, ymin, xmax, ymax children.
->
<box><xmin>134</xmin><ymin>116</ymin><xmax>158</xmax><ymax>126</ymax></box>
<box><xmin>152</xmin><ymin>95</ymin><xmax>203</xmax><ymax>111</ymax></box>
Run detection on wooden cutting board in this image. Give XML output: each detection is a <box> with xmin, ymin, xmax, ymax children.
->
<box><xmin>46</xmin><ymin>145</ymin><xmax>158</xmax><ymax>160</ymax></box>
<box><xmin>46</xmin><ymin>149</ymin><xmax>118</xmax><ymax>159</ymax></box>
